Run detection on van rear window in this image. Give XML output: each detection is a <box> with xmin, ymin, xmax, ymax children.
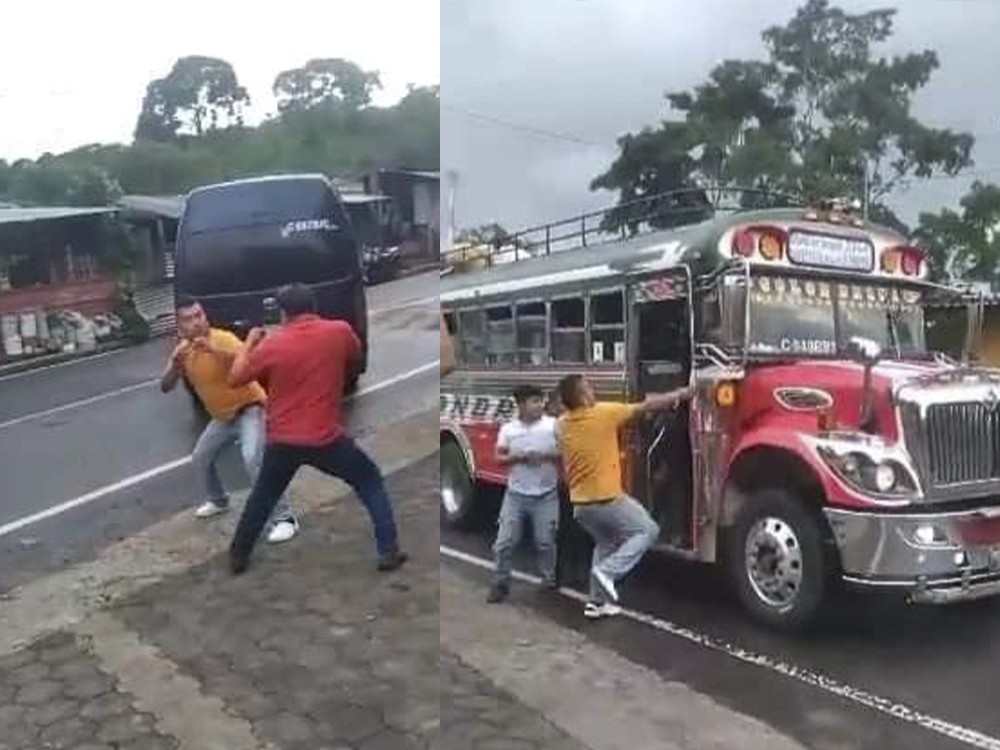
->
<box><xmin>183</xmin><ymin>181</ymin><xmax>331</xmax><ymax>235</ymax></box>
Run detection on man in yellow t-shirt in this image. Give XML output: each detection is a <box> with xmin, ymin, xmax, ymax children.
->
<box><xmin>557</xmin><ymin>374</ymin><xmax>691</xmax><ymax>619</ymax></box>
<box><xmin>160</xmin><ymin>297</ymin><xmax>298</xmax><ymax>544</ymax></box>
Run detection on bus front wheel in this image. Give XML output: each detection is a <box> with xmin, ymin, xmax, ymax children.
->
<box><xmin>727</xmin><ymin>488</ymin><xmax>832</xmax><ymax>631</ymax></box>
<box><xmin>440</xmin><ymin>440</ymin><xmax>477</xmax><ymax>529</ymax></box>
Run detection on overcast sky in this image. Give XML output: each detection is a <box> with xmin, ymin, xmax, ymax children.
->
<box><xmin>0</xmin><ymin>0</ymin><xmax>439</xmax><ymax>161</ymax></box>
<box><xmin>442</xmin><ymin>0</ymin><xmax>1000</xmax><ymax>239</ymax></box>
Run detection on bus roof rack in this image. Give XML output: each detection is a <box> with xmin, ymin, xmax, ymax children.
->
<box><xmin>443</xmin><ymin>185</ymin><xmax>805</xmax><ymax>272</ymax></box>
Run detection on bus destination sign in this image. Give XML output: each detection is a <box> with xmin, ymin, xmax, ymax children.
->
<box><xmin>787</xmin><ymin>231</ymin><xmax>874</xmax><ymax>272</ymax></box>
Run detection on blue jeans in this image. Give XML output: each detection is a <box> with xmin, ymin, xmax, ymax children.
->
<box><xmin>230</xmin><ymin>436</ymin><xmax>400</xmax><ymax>558</ymax></box>
<box><xmin>573</xmin><ymin>495</ymin><xmax>659</xmax><ymax>604</ymax></box>
<box><xmin>492</xmin><ymin>488</ymin><xmax>560</xmax><ymax>586</ymax></box>
<box><xmin>191</xmin><ymin>405</ymin><xmax>294</xmax><ymax>527</ymax></box>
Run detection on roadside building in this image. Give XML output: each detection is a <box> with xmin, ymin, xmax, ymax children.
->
<box><xmin>0</xmin><ymin>206</ymin><xmax>127</xmax><ymax>361</ymax></box>
<box><xmin>372</xmin><ymin>169</ymin><xmax>440</xmax><ymax>259</ymax></box>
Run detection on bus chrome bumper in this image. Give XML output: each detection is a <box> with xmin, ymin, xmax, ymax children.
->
<box><xmin>825</xmin><ymin>506</ymin><xmax>1000</xmax><ymax>604</ymax></box>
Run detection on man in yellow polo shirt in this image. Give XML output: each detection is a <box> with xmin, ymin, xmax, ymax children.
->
<box><xmin>556</xmin><ymin>374</ymin><xmax>691</xmax><ymax>619</ymax></box>
<box><xmin>160</xmin><ymin>296</ymin><xmax>299</xmax><ymax>544</ymax></box>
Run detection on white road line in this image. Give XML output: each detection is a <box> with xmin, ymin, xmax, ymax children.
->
<box><xmin>369</xmin><ymin>294</ymin><xmax>438</xmax><ymax>314</ymax></box>
<box><xmin>0</xmin><ymin>380</ymin><xmax>159</xmax><ymax>432</ymax></box>
<box><xmin>352</xmin><ymin>360</ymin><xmax>439</xmax><ymax>396</ymax></box>
<box><xmin>440</xmin><ymin>544</ymin><xmax>1000</xmax><ymax>750</ymax></box>
<box><xmin>0</xmin><ymin>457</ymin><xmax>193</xmax><ymax>539</ymax></box>
<box><xmin>0</xmin><ymin>349</ymin><xmax>131</xmax><ymax>383</ymax></box>
<box><xmin>0</xmin><ymin>360</ymin><xmax>440</xmax><ymax>540</ymax></box>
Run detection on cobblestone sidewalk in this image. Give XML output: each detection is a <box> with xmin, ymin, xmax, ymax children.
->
<box><xmin>0</xmin><ymin>446</ymin><xmax>598</xmax><ymax>750</ymax></box>
<box><xmin>0</xmin><ymin>453</ymin><xmax>437</xmax><ymax>750</ymax></box>
<box><xmin>440</xmin><ymin>650</ymin><xmax>587</xmax><ymax>750</ymax></box>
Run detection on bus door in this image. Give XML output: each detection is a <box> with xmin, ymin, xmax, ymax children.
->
<box><xmin>627</xmin><ymin>270</ymin><xmax>695</xmax><ymax>549</ymax></box>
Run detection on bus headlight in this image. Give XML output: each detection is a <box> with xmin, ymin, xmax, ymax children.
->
<box><xmin>818</xmin><ymin>448</ymin><xmax>917</xmax><ymax>498</ymax></box>
<box><xmin>866</xmin><ymin>462</ymin><xmax>897</xmax><ymax>493</ymax></box>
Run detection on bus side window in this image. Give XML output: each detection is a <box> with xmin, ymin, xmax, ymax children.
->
<box><xmin>551</xmin><ymin>297</ymin><xmax>586</xmax><ymax>363</ymax></box>
<box><xmin>516</xmin><ymin>301</ymin><xmax>548</xmax><ymax>365</ymax></box>
<box><xmin>698</xmin><ymin>291</ymin><xmax>723</xmax><ymax>344</ymax></box>
<box><xmin>590</xmin><ymin>290</ymin><xmax>625</xmax><ymax>364</ymax></box>
<box><xmin>485</xmin><ymin>305</ymin><xmax>516</xmax><ymax>366</ymax></box>
<box><xmin>442</xmin><ymin>312</ymin><xmax>457</xmax><ymax>372</ymax></box>
<box><xmin>458</xmin><ymin>309</ymin><xmax>487</xmax><ymax>365</ymax></box>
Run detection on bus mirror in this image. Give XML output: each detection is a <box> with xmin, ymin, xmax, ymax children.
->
<box><xmin>848</xmin><ymin>336</ymin><xmax>882</xmax><ymax>366</ymax></box>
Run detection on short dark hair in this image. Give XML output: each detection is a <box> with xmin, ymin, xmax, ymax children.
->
<box><xmin>275</xmin><ymin>284</ymin><xmax>317</xmax><ymax>317</ymax></box>
<box><xmin>512</xmin><ymin>384</ymin><xmax>544</xmax><ymax>405</ymax></box>
<box><xmin>557</xmin><ymin>374</ymin><xmax>587</xmax><ymax>410</ymax></box>
<box><xmin>175</xmin><ymin>294</ymin><xmax>200</xmax><ymax>311</ymax></box>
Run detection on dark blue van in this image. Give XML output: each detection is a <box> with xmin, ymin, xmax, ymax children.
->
<box><xmin>174</xmin><ymin>174</ymin><xmax>368</xmax><ymax>404</ymax></box>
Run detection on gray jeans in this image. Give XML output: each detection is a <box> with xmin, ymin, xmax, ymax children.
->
<box><xmin>492</xmin><ymin>488</ymin><xmax>560</xmax><ymax>586</ymax></box>
<box><xmin>573</xmin><ymin>495</ymin><xmax>659</xmax><ymax>603</ymax></box>
<box><xmin>191</xmin><ymin>405</ymin><xmax>294</xmax><ymax>526</ymax></box>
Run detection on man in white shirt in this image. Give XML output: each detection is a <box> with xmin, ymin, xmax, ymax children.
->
<box><xmin>487</xmin><ymin>384</ymin><xmax>561</xmax><ymax>603</ymax></box>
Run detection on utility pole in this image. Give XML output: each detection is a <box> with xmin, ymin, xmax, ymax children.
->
<box><xmin>445</xmin><ymin>169</ymin><xmax>458</xmax><ymax>251</ymax></box>
<box><xmin>862</xmin><ymin>160</ymin><xmax>869</xmax><ymax>222</ymax></box>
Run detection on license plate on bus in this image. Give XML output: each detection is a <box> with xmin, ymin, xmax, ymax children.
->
<box><xmin>787</xmin><ymin>231</ymin><xmax>874</xmax><ymax>272</ymax></box>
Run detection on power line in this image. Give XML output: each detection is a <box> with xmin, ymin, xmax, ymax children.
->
<box><xmin>445</xmin><ymin>104</ymin><xmax>1000</xmax><ymax>184</ymax></box>
<box><xmin>443</xmin><ymin>104</ymin><xmax>608</xmax><ymax>147</ymax></box>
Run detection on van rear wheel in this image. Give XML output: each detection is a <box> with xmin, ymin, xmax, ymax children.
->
<box><xmin>182</xmin><ymin>378</ymin><xmax>209</xmax><ymax>422</ymax></box>
<box><xmin>344</xmin><ymin>370</ymin><xmax>361</xmax><ymax>395</ymax></box>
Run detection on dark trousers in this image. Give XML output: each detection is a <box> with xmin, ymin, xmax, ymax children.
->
<box><xmin>231</xmin><ymin>436</ymin><xmax>400</xmax><ymax>558</ymax></box>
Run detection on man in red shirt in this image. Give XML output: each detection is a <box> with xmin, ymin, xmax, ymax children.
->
<box><xmin>227</xmin><ymin>283</ymin><xmax>407</xmax><ymax>575</ymax></box>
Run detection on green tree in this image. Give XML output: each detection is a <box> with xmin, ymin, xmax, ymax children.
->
<box><xmin>593</xmin><ymin>0</ymin><xmax>973</xmax><ymax>233</ymax></box>
<box><xmin>3</xmin><ymin>162</ymin><xmax>121</xmax><ymax>207</ymax></box>
<box><xmin>916</xmin><ymin>182</ymin><xmax>1000</xmax><ymax>283</ymax></box>
<box><xmin>273</xmin><ymin>58</ymin><xmax>381</xmax><ymax>114</ymax></box>
<box><xmin>3</xmin><ymin>59</ymin><xmax>437</xmax><ymax>206</ymax></box>
<box><xmin>135</xmin><ymin>56</ymin><xmax>251</xmax><ymax>142</ymax></box>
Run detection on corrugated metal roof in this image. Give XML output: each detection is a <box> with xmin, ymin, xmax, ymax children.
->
<box><xmin>380</xmin><ymin>169</ymin><xmax>439</xmax><ymax>181</ymax></box>
<box><xmin>0</xmin><ymin>206</ymin><xmax>118</xmax><ymax>225</ymax></box>
<box><xmin>118</xmin><ymin>195</ymin><xmax>184</xmax><ymax>220</ymax></box>
<box><xmin>341</xmin><ymin>193</ymin><xmax>391</xmax><ymax>204</ymax></box>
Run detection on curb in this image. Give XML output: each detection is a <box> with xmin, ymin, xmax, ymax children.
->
<box><xmin>395</xmin><ymin>260</ymin><xmax>441</xmax><ymax>279</ymax></box>
<box><xmin>0</xmin><ymin>339</ymin><xmax>135</xmax><ymax>379</ymax></box>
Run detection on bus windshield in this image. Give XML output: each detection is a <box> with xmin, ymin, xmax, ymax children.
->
<box><xmin>746</xmin><ymin>277</ymin><xmax>926</xmax><ymax>357</ymax></box>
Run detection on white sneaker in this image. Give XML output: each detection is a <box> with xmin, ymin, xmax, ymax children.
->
<box><xmin>592</xmin><ymin>568</ymin><xmax>618</xmax><ymax>602</ymax></box>
<box><xmin>266</xmin><ymin>519</ymin><xmax>300</xmax><ymax>544</ymax></box>
<box><xmin>195</xmin><ymin>501</ymin><xmax>229</xmax><ymax>519</ymax></box>
<box><xmin>584</xmin><ymin>602</ymin><xmax>621</xmax><ymax>619</ymax></box>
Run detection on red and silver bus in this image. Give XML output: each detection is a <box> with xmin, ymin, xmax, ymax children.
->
<box><xmin>441</xmin><ymin>188</ymin><xmax>998</xmax><ymax>630</ymax></box>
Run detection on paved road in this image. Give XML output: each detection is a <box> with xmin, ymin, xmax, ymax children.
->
<box><xmin>442</xmin><ymin>501</ymin><xmax>1000</xmax><ymax>750</ymax></box>
<box><xmin>0</xmin><ymin>272</ymin><xmax>439</xmax><ymax>593</ymax></box>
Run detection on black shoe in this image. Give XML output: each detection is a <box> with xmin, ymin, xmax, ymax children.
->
<box><xmin>377</xmin><ymin>550</ymin><xmax>409</xmax><ymax>572</ymax></box>
<box><xmin>229</xmin><ymin>549</ymin><xmax>250</xmax><ymax>576</ymax></box>
<box><xmin>541</xmin><ymin>578</ymin><xmax>560</xmax><ymax>592</ymax></box>
<box><xmin>486</xmin><ymin>582</ymin><xmax>510</xmax><ymax>603</ymax></box>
